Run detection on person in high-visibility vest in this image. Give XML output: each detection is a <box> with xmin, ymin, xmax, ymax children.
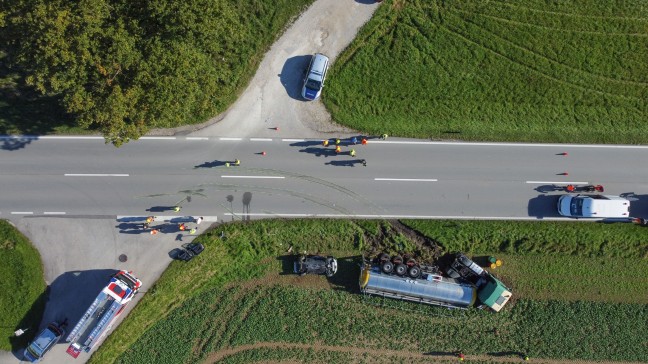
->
<box><xmin>323</xmin><ymin>139</ymin><xmax>329</xmax><ymax>147</ymax></box>
<box><xmin>234</xmin><ymin>159</ymin><xmax>240</xmax><ymax>166</ymax></box>
<box><xmin>381</xmin><ymin>133</ymin><xmax>388</xmax><ymax>140</ymax></box>
<box><xmin>335</xmin><ymin>138</ymin><xmax>341</xmax><ymax>145</ymax></box>
<box><xmin>350</xmin><ymin>149</ymin><xmax>356</xmax><ymax>157</ymax></box>
<box><xmin>173</xmin><ymin>206</ymin><xmax>181</xmax><ymax>212</ymax></box>
<box><xmin>146</xmin><ymin>216</ymin><xmax>155</xmax><ymax>223</ymax></box>
<box><xmin>150</xmin><ymin>229</ymin><xmax>158</xmax><ymax>235</ymax></box>
<box><xmin>335</xmin><ymin>145</ymin><xmax>341</xmax><ymax>154</ymax></box>
<box><xmin>178</xmin><ymin>223</ymin><xmax>186</xmax><ymax>231</ymax></box>
<box><xmin>189</xmin><ymin>228</ymin><xmax>197</xmax><ymax>235</ymax></box>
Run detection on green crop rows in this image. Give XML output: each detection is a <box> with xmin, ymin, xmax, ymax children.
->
<box><xmin>91</xmin><ymin>219</ymin><xmax>648</xmax><ymax>363</ymax></box>
<box><xmin>324</xmin><ymin>0</ymin><xmax>648</xmax><ymax>144</ymax></box>
<box><xmin>116</xmin><ymin>285</ymin><xmax>648</xmax><ymax>363</ymax></box>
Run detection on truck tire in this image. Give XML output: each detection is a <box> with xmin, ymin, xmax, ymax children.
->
<box><xmin>379</xmin><ymin>253</ymin><xmax>390</xmax><ymax>263</ymax></box>
<box><xmin>408</xmin><ymin>266</ymin><xmax>421</xmax><ymax>279</ymax></box>
<box><xmin>382</xmin><ymin>261</ymin><xmax>394</xmax><ymax>274</ymax></box>
<box><xmin>395</xmin><ymin>263</ymin><xmax>407</xmax><ymax>276</ymax></box>
<box><xmin>406</xmin><ymin>258</ymin><xmax>417</xmax><ymax>267</ymax></box>
<box><xmin>392</xmin><ymin>255</ymin><xmax>403</xmax><ymax>265</ymax></box>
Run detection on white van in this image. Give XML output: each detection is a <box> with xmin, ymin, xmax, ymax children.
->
<box><xmin>557</xmin><ymin>195</ymin><xmax>630</xmax><ymax>218</ymax></box>
<box><xmin>302</xmin><ymin>53</ymin><xmax>329</xmax><ymax>100</ymax></box>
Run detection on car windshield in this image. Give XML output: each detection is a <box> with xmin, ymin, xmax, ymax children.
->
<box><xmin>570</xmin><ymin>197</ymin><xmax>584</xmax><ymax>215</ymax></box>
<box><xmin>305</xmin><ymin>78</ymin><xmax>321</xmax><ymax>90</ymax></box>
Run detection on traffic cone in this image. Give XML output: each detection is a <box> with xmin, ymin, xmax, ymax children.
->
<box><xmin>274</xmin><ymin>127</ymin><xmax>280</xmax><ymax>131</ymax></box>
<box><xmin>558</xmin><ymin>172</ymin><xmax>569</xmax><ymax>176</ymax></box>
<box><xmin>558</xmin><ymin>152</ymin><xmax>568</xmax><ymax>156</ymax></box>
<box><xmin>261</xmin><ymin>151</ymin><xmax>266</xmax><ymax>156</ymax></box>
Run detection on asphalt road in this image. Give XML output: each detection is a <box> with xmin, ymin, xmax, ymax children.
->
<box><xmin>3</xmin><ymin>136</ymin><xmax>648</xmax><ymax>221</ymax></box>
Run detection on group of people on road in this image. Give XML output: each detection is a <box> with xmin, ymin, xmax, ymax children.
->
<box><xmin>322</xmin><ymin>135</ymin><xmax>381</xmax><ymax>167</ymax></box>
<box><xmin>145</xmin><ymin>216</ymin><xmax>204</xmax><ymax>236</ymax></box>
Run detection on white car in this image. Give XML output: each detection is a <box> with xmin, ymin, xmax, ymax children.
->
<box><xmin>557</xmin><ymin>194</ymin><xmax>630</xmax><ymax>218</ymax></box>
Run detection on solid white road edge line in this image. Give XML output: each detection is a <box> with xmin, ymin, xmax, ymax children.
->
<box><xmin>64</xmin><ymin>174</ymin><xmax>129</xmax><ymax>177</ymax></box>
<box><xmin>117</xmin><ymin>215</ymin><xmax>218</xmax><ymax>222</ymax></box>
<box><xmin>220</xmin><ymin>176</ymin><xmax>285</xmax><ymax>179</ymax></box>
<box><xmin>222</xmin><ymin>213</ymin><xmax>585</xmax><ymax>221</ymax></box>
<box><xmin>374</xmin><ymin>178</ymin><xmax>438</xmax><ymax>182</ymax></box>
<box><xmin>526</xmin><ymin>181</ymin><xmax>589</xmax><ymax>184</ymax></box>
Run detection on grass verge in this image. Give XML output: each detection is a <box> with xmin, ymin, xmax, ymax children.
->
<box><xmin>91</xmin><ymin>219</ymin><xmax>648</xmax><ymax>363</ymax></box>
<box><xmin>0</xmin><ymin>220</ymin><xmax>46</xmax><ymax>351</ymax></box>
<box><xmin>324</xmin><ymin>0</ymin><xmax>648</xmax><ymax>143</ymax></box>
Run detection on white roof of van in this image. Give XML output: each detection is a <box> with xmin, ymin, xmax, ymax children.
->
<box><xmin>582</xmin><ymin>196</ymin><xmax>630</xmax><ymax>218</ymax></box>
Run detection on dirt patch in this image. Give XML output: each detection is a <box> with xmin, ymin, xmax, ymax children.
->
<box><xmin>202</xmin><ymin>341</ymin><xmax>644</xmax><ymax>364</ymax></box>
<box><xmin>361</xmin><ymin>220</ymin><xmax>441</xmax><ymax>264</ymax></box>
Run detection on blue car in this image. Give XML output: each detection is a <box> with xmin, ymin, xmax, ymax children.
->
<box><xmin>24</xmin><ymin>322</ymin><xmax>66</xmax><ymax>362</ymax></box>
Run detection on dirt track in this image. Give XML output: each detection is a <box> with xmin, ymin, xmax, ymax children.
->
<box><xmin>204</xmin><ymin>341</ymin><xmax>645</xmax><ymax>364</ymax></box>
<box><xmin>187</xmin><ymin>0</ymin><xmax>381</xmax><ymax>138</ymax></box>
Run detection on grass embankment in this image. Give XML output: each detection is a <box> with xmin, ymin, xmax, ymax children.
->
<box><xmin>324</xmin><ymin>0</ymin><xmax>648</xmax><ymax>144</ymax></box>
<box><xmin>0</xmin><ymin>220</ymin><xmax>46</xmax><ymax>351</ymax></box>
<box><xmin>91</xmin><ymin>219</ymin><xmax>648</xmax><ymax>363</ymax></box>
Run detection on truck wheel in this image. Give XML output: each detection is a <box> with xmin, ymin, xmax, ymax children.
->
<box><xmin>392</xmin><ymin>255</ymin><xmax>403</xmax><ymax>265</ymax></box>
<box><xmin>379</xmin><ymin>253</ymin><xmax>390</xmax><ymax>263</ymax></box>
<box><xmin>406</xmin><ymin>258</ymin><xmax>417</xmax><ymax>267</ymax></box>
<box><xmin>381</xmin><ymin>261</ymin><xmax>394</xmax><ymax>274</ymax></box>
<box><xmin>395</xmin><ymin>264</ymin><xmax>407</xmax><ymax>276</ymax></box>
<box><xmin>408</xmin><ymin>266</ymin><xmax>421</xmax><ymax>279</ymax></box>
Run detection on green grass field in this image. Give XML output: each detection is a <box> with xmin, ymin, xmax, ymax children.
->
<box><xmin>0</xmin><ymin>220</ymin><xmax>46</xmax><ymax>351</ymax></box>
<box><xmin>324</xmin><ymin>0</ymin><xmax>648</xmax><ymax>143</ymax></box>
<box><xmin>90</xmin><ymin>219</ymin><xmax>648</xmax><ymax>364</ymax></box>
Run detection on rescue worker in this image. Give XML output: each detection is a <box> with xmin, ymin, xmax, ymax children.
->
<box><xmin>335</xmin><ymin>138</ymin><xmax>341</xmax><ymax>145</ymax></box>
<box><xmin>146</xmin><ymin>216</ymin><xmax>155</xmax><ymax>223</ymax></box>
<box><xmin>179</xmin><ymin>223</ymin><xmax>186</xmax><ymax>231</ymax></box>
<box><xmin>361</xmin><ymin>159</ymin><xmax>367</xmax><ymax>167</ymax></box>
<box><xmin>381</xmin><ymin>133</ymin><xmax>388</xmax><ymax>140</ymax></box>
<box><xmin>323</xmin><ymin>139</ymin><xmax>329</xmax><ymax>147</ymax></box>
<box><xmin>173</xmin><ymin>206</ymin><xmax>181</xmax><ymax>212</ymax></box>
<box><xmin>150</xmin><ymin>229</ymin><xmax>159</xmax><ymax>235</ymax></box>
<box><xmin>234</xmin><ymin>159</ymin><xmax>240</xmax><ymax>166</ymax></box>
<box><xmin>335</xmin><ymin>145</ymin><xmax>342</xmax><ymax>154</ymax></box>
<box><xmin>350</xmin><ymin>149</ymin><xmax>356</xmax><ymax>157</ymax></box>
<box><xmin>351</xmin><ymin>136</ymin><xmax>358</xmax><ymax>145</ymax></box>
<box><xmin>189</xmin><ymin>228</ymin><xmax>197</xmax><ymax>235</ymax></box>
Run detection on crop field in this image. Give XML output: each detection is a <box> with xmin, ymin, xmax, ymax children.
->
<box><xmin>91</xmin><ymin>219</ymin><xmax>648</xmax><ymax>363</ymax></box>
<box><xmin>324</xmin><ymin>0</ymin><xmax>648</xmax><ymax>144</ymax></box>
<box><xmin>0</xmin><ymin>220</ymin><xmax>46</xmax><ymax>350</ymax></box>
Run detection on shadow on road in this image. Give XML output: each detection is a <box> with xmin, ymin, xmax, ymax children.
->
<box><xmin>621</xmin><ymin>193</ymin><xmax>648</xmax><ymax>218</ymax></box>
<box><xmin>299</xmin><ymin>146</ymin><xmax>335</xmax><ymax>157</ymax></box>
<box><xmin>534</xmin><ymin>184</ymin><xmax>564</xmax><ymax>194</ymax></box>
<box><xmin>1</xmin><ymin>136</ymin><xmax>39</xmax><ymax>151</ymax></box>
<box><xmin>527</xmin><ymin>194</ymin><xmax>560</xmax><ymax>219</ymax></box>
<box><xmin>325</xmin><ymin>159</ymin><xmax>362</xmax><ymax>167</ymax></box>
<box><xmin>194</xmin><ymin>160</ymin><xmax>227</xmax><ymax>168</ymax></box>
<box><xmin>279</xmin><ymin>55</ymin><xmax>310</xmax><ymax>100</ymax></box>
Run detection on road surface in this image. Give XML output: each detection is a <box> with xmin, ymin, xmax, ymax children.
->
<box><xmin>3</xmin><ymin>136</ymin><xmax>648</xmax><ymax>221</ymax></box>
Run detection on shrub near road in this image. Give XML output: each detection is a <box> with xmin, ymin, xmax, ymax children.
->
<box><xmin>325</xmin><ymin>0</ymin><xmax>648</xmax><ymax>143</ymax></box>
<box><xmin>3</xmin><ymin>0</ymin><xmax>313</xmax><ymax>145</ymax></box>
<box><xmin>0</xmin><ymin>220</ymin><xmax>46</xmax><ymax>351</ymax></box>
<box><xmin>91</xmin><ymin>219</ymin><xmax>648</xmax><ymax>364</ymax></box>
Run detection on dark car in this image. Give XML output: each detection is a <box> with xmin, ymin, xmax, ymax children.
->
<box><xmin>294</xmin><ymin>255</ymin><xmax>337</xmax><ymax>277</ymax></box>
<box><xmin>176</xmin><ymin>248</ymin><xmax>194</xmax><ymax>262</ymax></box>
<box><xmin>186</xmin><ymin>242</ymin><xmax>204</xmax><ymax>255</ymax></box>
<box><xmin>445</xmin><ymin>253</ymin><xmax>485</xmax><ymax>280</ymax></box>
<box><xmin>24</xmin><ymin>321</ymin><xmax>66</xmax><ymax>362</ymax></box>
